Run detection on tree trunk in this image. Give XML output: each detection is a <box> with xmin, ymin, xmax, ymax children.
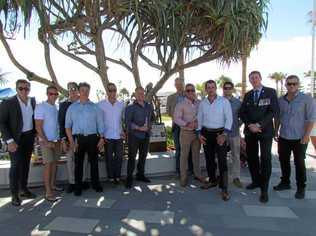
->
<box><xmin>178</xmin><ymin>49</ymin><xmax>185</xmax><ymax>82</ymax></box>
<box><xmin>241</xmin><ymin>53</ymin><xmax>247</xmax><ymax>98</ymax></box>
<box><xmin>276</xmin><ymin>80</ymin><xmax>279</xmax><ymax>96</ymax></box>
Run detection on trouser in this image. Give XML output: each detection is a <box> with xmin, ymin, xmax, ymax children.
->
<box><xmin>278</xmin><ymin>137</ymin><xmax>308</xmax><ymax>189</ymax></box>
<box><xmin>127</xmin><ymin>134</ymin><xmax>149</xmax><ymax>178</ymax></box>
<box><xmin>179</xmin><ymin>129</ymin><xmax>201</xmax><ymax>181</ymax></box>
<box><xmin>9</xmin><ymin>131</ymin><xmax>34</xmax><ymax>195</ymax></box>
<box><xmin>66</xmin><ymin>149</ymin><xmax>89</xmax><ymax>185</ymax></box>
<box><xmin>227</xmin><ymin>136</ymin><xmax>241</xmax><ymax>179</ymax></box>
<box><xmin>202</xmin><ymin>128</ymin><xmax>228</xmax><ymax>191</ymax></box>
<box><xmin>245</xmin><ymin>134</ymin><xmax>272</xmax><ymax>192</ymax></box>
<box><xmin>172</xmin><ymin>123</ymin><xmax>193</xmax><ymax>174</ymax></box>
<box><xmin>105</xmin><ymin>139</ymin><xmax>123</xmax><ymax>179</ymax></box>
<box><xmin>74</xmin><ymin>134</ymin><xmax>100</xmax><ymax>189</ymax></box>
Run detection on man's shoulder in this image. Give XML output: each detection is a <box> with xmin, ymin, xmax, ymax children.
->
<box><xmin>262</xmin><ymin>86</ymin><xmax>276</xmax><ymax>94</ymax></box>
<box><xmin>3</xmin><ymin>96</ymin><xmax>17</xmax><ymax>105</ymax></box>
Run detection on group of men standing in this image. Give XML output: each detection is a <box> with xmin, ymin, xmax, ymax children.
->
<box><xmin>0</xmin><ymin>70</ymin><xmax>315</xmax><ymax>206</ymax></box>
<box><xmin>0</xmin><ymin>80</ymin><xmax>153</xmax><ymax>206</ymax></box>
<box><xmin>167</xmin><ymin>71</ymin><xmax>316</xmax><ymax>202</ymax></box>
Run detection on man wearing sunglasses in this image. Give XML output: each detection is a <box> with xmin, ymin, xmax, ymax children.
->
<box><xmin>197</xmin><ymin>80</ymin><xmax>232</xmax><ymax>201</ymax></box>
<box><xmin>274</xmin><ymin>75</ymin><xmax>316</xmax><ymax>199</ymax></box>
<box><xmin>240</xmin><ymin>71</ymin><xmax>279</xmax><ymax>203</ymax></box>
<box><xmin>222</xmin><ymin>81</ymin><xmax>243</xmax><ymax>188</ymax></box>
<box><xmin>35</xmin><ymin>86</ymin><xmax>61</xmax><ymax>202</ymax></box>
<box><xmin>174</xmin><ymin>84</ymin><xmax>205</xmax><ymax>187</ymax></box>
<box><xmin>0</xmin><ymin>79</ymin><xmax>36</xmax><ymax>206</ymax></box>
<box><xmin>98</xmin><ymin>83</ymin><xmax>125</xmax><ymax>185</ymax></box>
<box><xmin>58</xmin><ymin>82</ymin><xmax>89</xmax><ymax>193</ymax></box>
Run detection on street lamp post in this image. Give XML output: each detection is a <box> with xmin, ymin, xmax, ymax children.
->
<box><xmin>312</xmin><ymin>0</ymin><xmax>316</xmax><ymax>97</ymax></box>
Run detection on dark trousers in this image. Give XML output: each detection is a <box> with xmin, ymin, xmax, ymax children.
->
<box><xmin>172</xmin><ymin>123</ymin><xmax>193</xmax><ymax>174</ymax></box>
<box><xmin>278</xmin><ymin>137</ymin><xmax>308</xmax><ymax>189</ymax></box>
<box><xmin>9</xmin><ymin>131</ymin><xmax>34</xmax><ymax>195</ymax></box>
<box><xmin>105</xmin><ymin>139</ymin><xmax>123</xmax><ymax>179</ymax></box>
<box><xmin>127</xmin><ymin>134</ymin><xmax>149</xmax><ymax>178</ymax></box>
<box><xmin>74</xmin><ymin>134</ymin><xmax>100</xmax><ymax>189</ymax></box>
<box><xmin>245</xmin><ymin>134</ymin><xmax>272</xmax><ymax>192</ymax></box>
<box><xmin>202</xmin><ymin>128</ymin><xmax>228</xmax><ymax>191</ymax></box>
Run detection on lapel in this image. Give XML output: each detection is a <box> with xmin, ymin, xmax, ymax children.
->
<box><xmin>14</xmin><ymin>96</ymin><xmax>23</xmax><ymax>123</ymax></box>
<box><xmin>250</xmin><ymin>87</ymin><xmax>265</xmax><ymax>106</ymax></box>
<box><xmin>258</xmin><ymin>87</ymin><xmax>265</xmax><ymax>101</ymax></box>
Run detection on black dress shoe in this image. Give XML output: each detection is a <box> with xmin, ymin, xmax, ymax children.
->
<box><xmin>74</xmin><ymin>188</ymin><xmax>82</xmax><ymax>196</ymax></box>
<box><xmin>20</xmin><ymin>190</ymin><xmax>37</xmax><ymax>199</ymax></box>
<box><xmin>295</xmin><ymin>188</ymin><xmax>305</xmax><ymax>199</ymax></box>
<box><xmin>81</xmin><ymin>181</ymin><xmax>90</xmax><ymax>190</ymax></box>
<box><xmin>136</xmin><ymin>175</ymin><xmax>151</xmax><ymax>183</ymax></box>
<box><xmin>246</xmin><ymin>183</ymin><xmax>260</xmax><ymax>190</ymax></box>
<box><xmin>273</xmin><ymin>182</ymin><xmax>291</xmax><ymax>191</ymax></box>
<box><xmin>125</xmin><ymin>178</ymin><xmax>133</xmax><ymax>189</ymax></box>
<box><xmin>11</xmin><ymin>195</ymin><xmax>21</xmax><ymax>206</ymax></box>
<box><xmin>93</xmin><ymin>185</ymin><xmax>103</xmax><ymax>193</ymax></box>
<box><xmin>66</xmin><ymin>184</ymin><xmax>75</xmax><ymax>193</ymax></box>
<box><xmin>259</xmin><ymin>192</ymin><xmax>269</xmax><ymax>203</ymax></box>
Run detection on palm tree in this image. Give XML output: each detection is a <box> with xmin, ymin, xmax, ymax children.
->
<box><xmin>195</xmin><ymin>82</ymin><xmax>206</xmax><ymax>98</ymax></box>
<box><xmin>269</xmin><ymin>72</ymin><xmax>286</xmax><ymax>96</ymax></box>
<box><xmin>0</xmin><ymin>69</ymin><xmax>8</xmax><ymax>86</ymax></box>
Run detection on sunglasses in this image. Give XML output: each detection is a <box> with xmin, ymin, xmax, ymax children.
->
<box><xmin>68</xmin><ymin>87</ymin><xmax>78</xmax><ymax>91</ymax></box>
<box><xmin>223</xmin><ymin>87</ymin><xmax>233</xmax><ymax>90</ymax></box>
<box><xmin>287</xmin><ymin>82</ymin><xmax>298</xmax><ymax>86</ymax></box>
<box><xmin>48</xmin><ymin>92</ymin><xmax>59</xmax><ymax>96</ymax></box>
<box><xmin>108</xmin><ymin>89</ymin><xmax>117</xmax><ymax>92</ymax></box>
<box><xmin>186</xmin><ymin>89</ymin><xmax>195</xmax><ymax>93</ymax></box>
<box><xmin>18</xmin><ymin>87</ymin><xmax>30</xmax><ymax>92</ymax></box>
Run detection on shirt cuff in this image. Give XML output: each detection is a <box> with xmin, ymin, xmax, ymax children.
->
<box><xmin>223</xmin><ymin>128</ymin><xmax>231</xmax><ymax>135</ymax></box>
<box><xmin>6</xmin><ymin>139</ymin><xmax>14</xmax><ymax>144</ymax></box>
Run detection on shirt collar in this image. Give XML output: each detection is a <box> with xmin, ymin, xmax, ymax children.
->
<box><xmin>283</xmin><ymin>91</ymin><xmax>301</xmax><ymax>102</ymax></box>
<box><xmin>185</xmin><ymin>97</ymin><xmax>197</xmax><ymax>104</ymax></box>
<box><xmin>17</xmin><ymin>95</ymin><xmax>31</xmax><ymax>107</ymax></box>
<box><xmin>253</xmin><ymin>86</ymin><xmax>263</xmax><ymax>94</ymax></box>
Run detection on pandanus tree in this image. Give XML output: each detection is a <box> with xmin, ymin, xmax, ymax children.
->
<box><xmin>0</xmin><ymin>0</ymin><xmax>269</xmax><ymax>101</ymax></box>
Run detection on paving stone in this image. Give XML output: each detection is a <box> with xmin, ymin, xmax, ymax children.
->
<box><xmin>243</xmin><ymin>205</ymin><xmax>298</xmax><ymax>219</ymax></box>
<box><xmin>74</xmin><ymin>196</ymin><xmax>116</xmax><ymax>208</ymax></box>
<box><xmin>276</xmin><ymin>190</ymin><xmax>316</xmax><ymax>200</ymax></box>
<box><xmin>126</xmin><ymin>210</ymin><xmax>174</xmax><ymax>224</ymax></box>
<box><xmin>44</xmin><ymin>216</ymin><xmax>99</xmax><ymax>234</ymax></box>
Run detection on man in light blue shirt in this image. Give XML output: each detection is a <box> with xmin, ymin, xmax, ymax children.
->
<box><xmin>65</xmin><ymin>82</ymin><xmax>105</xmax><ymax>196</ymax></box>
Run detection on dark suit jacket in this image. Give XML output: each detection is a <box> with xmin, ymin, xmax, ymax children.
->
<box><xmin>0</xmin><ymin>96</ymin><xmax>36</xmax><ymax>144</ymax></box>
<box><xmin>58</xmin><ymin>100</ymin><xmax>72</xmax><ymax>140</ymax></box>
<box><xmin>239</xmin><ymin>86</ymin><xmax>279</xmax><ymax>138</ymax></box>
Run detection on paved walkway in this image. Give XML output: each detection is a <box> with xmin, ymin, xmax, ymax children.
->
<box><xmin>1</xmin><ymin>144</ymin><xmax>316</xmax><ymax>236</ymax></box>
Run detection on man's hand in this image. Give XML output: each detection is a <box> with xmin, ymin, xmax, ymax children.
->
<box><xmin>69</xmin><ymin>139</ymin><xmax>78</xmax><ymax>153</ymax></box>
<box><xmin>120</xmin><ymin>132</ymin><xmax>126</xmax><ymax>140</ymax></box>
<box><xmin>61</xmin><ymin>140</ymin><xmax>68</xmax><ymax>153</ymax></box>
<box><xmin>138</xmin><ymin>126</ymin><xmax>149</xmax><ymax>132</ymax></box>
<box><xmin>97</xmin><ymin>138</ymin><xmax>105</xmax><ymax>151</ymax></box>
<box><xmin>216</xmin><ymin>134</ymin><xmax>226</xmax><ymax>146</ymax></box>
<box><xmin>301</xmin><ymin>135</ymin><xmax>310</xmax><ymax>144</ymax></box>
<box><xmin>199</xmin><ymin>135</ymin><xmax>207</xmax><ymax>145</ymax></box>
<box><xmin>7</xmin><ymin>142</ymin><xmax>18</xmax><ymax>153</ymax></box>
<box><xmin>186</xmin><ymin>121</ymin><xmax>196</xmax><ymax>130</ymax></box>
<box><xmin>248</xmin><ymin>124</ymin><xmax>262</xmax><ymax>133</ymax></box>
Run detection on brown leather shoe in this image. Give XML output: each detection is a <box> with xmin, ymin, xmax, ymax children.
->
<box><xmin>200</xmin><ymin>181</ymin><xmax>217</xmax><ymax>190</ymax></box>
<box><xmin>180</xmin><ymin>178</ymin><xmax>187</xmax><ymax>187</ymax></box>
<box><xmin>221</xmin><ymin>191</ymin><xmax>230</xmax><ymax>201</ymax></box>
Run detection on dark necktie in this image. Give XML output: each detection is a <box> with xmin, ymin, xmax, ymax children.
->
<box><xmin>254</xmin><ymin>90</ymin><xmax>259</xmax><ymax>104</ymax></box>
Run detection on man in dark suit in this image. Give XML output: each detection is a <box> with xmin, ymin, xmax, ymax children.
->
<box><xmin>0</xmin><ymin>79</ymin><xmax>36</xmax><ymax>206</ymax></box>
<box><xmin>240</xmin><ymin>71</ymin><xmax>279</xmax><ymax>203</ymax></box>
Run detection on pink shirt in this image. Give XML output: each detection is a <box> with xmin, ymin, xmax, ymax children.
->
<box><xmin>174</xmin><ymin>98</ymin><xmax>200</xmax><ymax>130</ymax></box>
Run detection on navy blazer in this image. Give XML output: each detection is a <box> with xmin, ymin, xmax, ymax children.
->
<box><xmin>239</xmin><ymin>86</ymin><xmax>279</xmax><ymax>137</ymax></box>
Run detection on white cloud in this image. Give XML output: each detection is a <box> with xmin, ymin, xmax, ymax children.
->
<box><xmin>0</xmin><ymin>35</ymin><xmax>312</xmax><ymax>102</ymax></box>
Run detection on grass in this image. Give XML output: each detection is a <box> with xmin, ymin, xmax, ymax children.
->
<box><xmin>161</xmin><ymin>114</ymin><xmax>172</xmax><ymax>122</ymax></box>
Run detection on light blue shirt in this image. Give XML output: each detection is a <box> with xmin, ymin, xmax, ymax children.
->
<box><xmin>65</xmin><ymin>100</ymin><xmax>105</xmax><ymax>136</ymax></box>
<box><xmin>34</xmin><ymin>101</ymin><xmax>59</xmax><ymax>141</ymax></box>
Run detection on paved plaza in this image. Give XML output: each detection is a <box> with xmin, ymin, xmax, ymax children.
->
<box><xmin>1</xmin><ymin>145</ymin><xmax>316</xmax><ymax>236</ymax></box>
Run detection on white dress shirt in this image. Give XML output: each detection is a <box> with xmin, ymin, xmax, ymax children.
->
<box><xmin>17</xmin><ymin>96</ymin><xmax>34</xmax><ymax>132</ymax></box>
<box><xmin>197</xmin><ymin>96</ymin><xmax>233</xmax><ymax>132</ymax></box>
<box><xmin>98</xmin><ymin>99</ymin><xmax>125</xmax><ymax>139</ymax></box>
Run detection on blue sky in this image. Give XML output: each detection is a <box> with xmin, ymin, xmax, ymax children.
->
<box><xmin>267</xmin><ymin>0</ymin><xmax>312</xmax><ymax>40</ymax></box>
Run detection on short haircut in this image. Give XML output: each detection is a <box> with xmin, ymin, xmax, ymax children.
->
<box><xmin>185</xmin><ymin>83</ymin><xmax>195</xmax><ymax>89</ymax></box>
<box><xmin>223</xmin><ymin>81</ymin><xmax>234</xmax><ymax>88</ymax></box>
<box><xmin>135</xmin><ymin>86</ymin><xmax>144</xmax><ymax>92</ymax></box>
<box><xmin>175</xmin><ymin>77</ymin><xmax>183</xmax><ymax>83</ymax></box>
<box><xmin>67</xmin><ymin>82</ymin><xmax>78</xmax><ymax>90</ymax></box>
<box><xmin>107</xmin><ymin>82</ymin><xmax>116</xmax><ymax>90</ymax></box>
<box><xmin>286</xmin><ymin>75</ymin><xmax>300</xmax><ymax>82</ymax></box>
<box><xmin>249</xmin><ymin>71</ymin><xmax>262</xmax><ymax>79</ymax></box>
<box><xmin>78</xmin><ymin>82</ymin><xmax>90</xmax><ymax>89</ymax></box>
<box><xmin>16</xmin><ymin>79</ymin><xmax>30</xmax><ymax>88</ymax></box>
<box><xmin>46</xmin><ymin>85</ymin><xmax>58</xmax><ymax>94</ymax></box>
<box><xmin>204</xmin><ymin>80</ymin><xmax>217</xmax><ymax>90</ymax></box>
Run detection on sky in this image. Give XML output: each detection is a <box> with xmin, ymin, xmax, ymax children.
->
<box><xmin>0</xmin><ymin>0</ymin><xmax>314</xmax><ymax>102</ymax></box>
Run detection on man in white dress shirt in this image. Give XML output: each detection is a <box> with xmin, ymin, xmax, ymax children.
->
<box><xmin>98</xmin><ymin>83</ymin><xmax>125</xmax><ymax>184</ymax></box>
<box><xmin>198</xmin><ymin>80</ymin><xmax>233</xmax><ymax>201</ymax></box>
